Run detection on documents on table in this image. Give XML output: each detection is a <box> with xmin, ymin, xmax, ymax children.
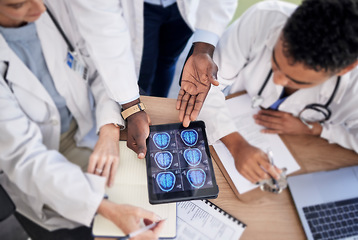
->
<box><xmin>162</xmin><ymin>200</ymin><xmax>246</xmax><ymax>240</ymax></box>
<box><xmin>92</xmin><ymin>141</ymin><xmax>176</xmax><ymax>238</ymax></box>
<box><xmin>212</xmin><ymin>94</ymin><xmax>300</xmax><ymax>194</ymax></box>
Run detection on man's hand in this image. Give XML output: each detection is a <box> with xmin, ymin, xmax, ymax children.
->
<box><xmin>221</xmin><ymin>132</ymin><xmax>281</xmax><ymax>183</ymax></box>
<box><xmin>127</xmin><ymin>111</ymin><xmax>150</xmax><ymax>159</ymax></box>
<box><xmin>123</xmin><ymin>98</ymin><xmax>150</xmax><ymax>159</ymax></box>
<box><xmin>97</xmin><ymin>200</ymin><xmax>165</xmax><ymax>240</ymax></box>
<box><xmin>88</xmin><ymin>123</ymin><xmax>120</xmax><ymax>187</ymax></box>
<box><xmin>177</xmin><ymin>42</ymin><xmax>218</xmax><ymax>127</ymax></box>
<box><xmin>254</xmin><ymin>109</ymin><xmax>322</xmax><ymax>136</ymax></box>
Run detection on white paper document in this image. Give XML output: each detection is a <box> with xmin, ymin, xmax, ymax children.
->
<box><xmin>163</xmin><ymin>200</ymin><xmax>246</xmax><ymax>240</ymax></box>
<box><xmin>213</xmin><ymin>94</ymin><xmax>301</xmax><ymax>194</ymax></box>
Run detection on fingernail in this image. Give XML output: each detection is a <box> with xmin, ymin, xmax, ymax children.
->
<box><xmin>138</xmin><ymin>153</ymin><xmax>145</xmax><ymax>159</ymax></box>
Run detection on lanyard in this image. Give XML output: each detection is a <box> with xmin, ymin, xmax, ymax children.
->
<box><xmin>46</xmin><ymin>7</ymin><xmax>76</xmax><ymax>54</ymax></box>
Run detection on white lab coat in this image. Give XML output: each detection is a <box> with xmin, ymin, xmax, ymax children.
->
<box><xmin>68</xmin><ymin>0</ymin><xmax>238</xmax><ymax>104</ymax></box>
<box><xmin>199</xmin><ymin>1</ymin><xmax>358</xmax><ymax>153</ymax></box>
<box><xmin>0</xmin><ymin>1</ymin><xmax>124</xmax><ymax>230</ymax></box>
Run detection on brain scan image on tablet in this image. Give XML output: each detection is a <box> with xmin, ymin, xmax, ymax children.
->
<box><xmin>146</xmin><ymin>121</ymin><xmax>219</xmax><ymax>204</ymax></box>
<box><xmin>153</xmin><ymin>132</ymin><xmax>171</xmax><ymax>149</ymax></box>
<box><xmin>187</xmin><ymin>168</ymin><xmax>206</xmax><ymax>188</ymax></box>
<box><xmin>154</xmin><ymin>151</ymin><xmax>173</xmax><ymax>170</ymax></box>
<box><xmin>180</xmin><ymin>129</ymin><xmax>198</xmax><ymax>147</ymax></box>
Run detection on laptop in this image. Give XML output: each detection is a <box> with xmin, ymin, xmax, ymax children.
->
<box><xmin>287</xmin><ymin>165</ymin><xmax>358</xmax><ymax>240</ymax></box>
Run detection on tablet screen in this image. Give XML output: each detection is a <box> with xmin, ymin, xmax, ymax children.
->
<box><xmin>146</xmin><ymin>121</ymin><xmax>218</xmax><ymax>204</ymax></box>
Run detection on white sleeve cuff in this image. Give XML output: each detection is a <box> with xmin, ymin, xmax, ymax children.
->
<box><xmin>192</xmin><ymin>29</ymin><xmax>220</xmax><ymax>47</ymax></box>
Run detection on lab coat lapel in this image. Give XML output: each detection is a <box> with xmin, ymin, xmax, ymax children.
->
<box><xmin>0</xmin><ymin>35</ymin><xmax>55</xmax><ymax>106</ymax></box>
<box><xmin>36</xmin><ymin>12</ymin><xmax>70</xmax><ymax>98</ymax></box>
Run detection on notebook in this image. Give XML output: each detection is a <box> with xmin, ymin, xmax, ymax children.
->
<box><xmin>287</xmin><ymin>165</ymin><xmax>358</xmax><ymax>240</ymax></box>
<box><xmin>162</xmin><ymin>200</ymin><xmax>246</xmax><ymax>240</ymax></box>
<box><xmin>92</xmin><ymin>141</ymin><xmax>176</xmax><ymax>238</ymax></box>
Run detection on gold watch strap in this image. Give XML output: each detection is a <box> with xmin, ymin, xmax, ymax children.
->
<box><xmin>121</xmin><ymin>102</ymin><xmax>146</xmax><ymax>120</ymax></box>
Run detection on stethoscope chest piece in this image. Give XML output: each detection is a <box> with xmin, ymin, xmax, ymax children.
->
<box><xmin>251</xmin><ymin>95</ymin><xmax>264</xmax><ymax>108</ymax></box>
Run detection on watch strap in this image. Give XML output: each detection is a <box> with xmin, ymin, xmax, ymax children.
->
<box><xmin>121</xmin><ymin>102</ymin><xmax>146</xmax><ymax>120</ymax></box>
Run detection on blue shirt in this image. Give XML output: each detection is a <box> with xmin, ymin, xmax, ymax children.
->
<box><xmin>0</xmin><ymin>23</ymin><xmax>72</xmax><ymax>133</ymax></box>
<box><xmin>269</xmin><ymin>89</ymin><xmax>288</xmax><ymax>110</ymax></box>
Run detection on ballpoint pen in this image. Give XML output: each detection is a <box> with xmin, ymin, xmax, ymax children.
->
<box><xmin>121</xmin><ymin>219</ymin><xmax>165</xmax><ymax>240</ymax></box>
<box><xmin>266</xmin><ymin>149</ymin><xmax>280</xmax><ymax>190</ymax></box>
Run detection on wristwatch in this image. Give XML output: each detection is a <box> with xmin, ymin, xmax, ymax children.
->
<box><xmin>121</xmin><ymin>102</ymin><xmax>146</xmax><ymax>120</ymax></box>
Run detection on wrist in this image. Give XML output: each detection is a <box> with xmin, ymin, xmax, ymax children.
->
<box><xmin>97</xmin><ymin>199</ymin><xmax>114</xmax><ymax>220</ymax></box>
<box><xmin>192</xmin><ymin>42</ymin><xmax>215</xmax><ymax>58</ymax></box>
<box><xmin>121</xmin><ymin>101</ymin><xmax>146</xmax><ymax>120</ymax></box>
<box><xmin>99</xmin><ymin>123</ymin><xmax>120</xmax><ymax>141</ymax></box>
<box><xmin>309</xmin><ymin>122</ymin><xmax>323</xmax><ymax>136</ymax></box>
<box><xmin>221</xmin><ymin>132</ymin><xmax>250</xmax><ymax>157</ymax></box>
<box><xmin>122</xmin><ymin>98</ymin><xmax>140</xmax><ymax>110</ymax></box>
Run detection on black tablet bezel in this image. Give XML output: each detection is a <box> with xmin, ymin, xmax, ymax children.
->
<box><xmin>145</xmin><ymin>121</ymin><xmax>219</xmax><ymax>205</ymax></box>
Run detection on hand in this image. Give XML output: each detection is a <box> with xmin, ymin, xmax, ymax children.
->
<box><xmin>97</xmin><ymin>200</ymin><xmax>165</xmax><ymax>240</ymax></box>
<box><xmin>221</xmin><ymin>132</ymin><xmax>281</xmax><ymax>183</ymax></box>
<box><xmin>253</xmin><ymin>109</ymin><xmax>322</xmax><ymax>135</ymax></box>
<box><xmin>177</xmin><ymin>42</ymin><xmax>218</xmax><ymax>127</ymax></box>
<box><xmin>88</xmin><ymin>124</ymin><xmax>120</xmax><ymax>187</ymax></box>
<box><xmin>127</xmin><ymin>111</ymin><xmax>151</xmax><ymax>159</ymax></box>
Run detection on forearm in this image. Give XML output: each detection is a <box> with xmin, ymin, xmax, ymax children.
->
<box><xmin>220</xmin><ymin>132</ymin><xmax>250</xmax><ymax>157</ymax></box>
<box><xmin>99</xmin><ymin>123</ymin><xmax>120</xmax><ymax>141</ymax></box>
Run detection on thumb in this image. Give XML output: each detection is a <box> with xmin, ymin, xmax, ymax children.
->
<box><xmin>209</xmin><ymin>66</ymin><xmax>219</xmax><ymax>86</ymax></box>
<box><xmin>136</xmin><ymin>135</ymin><xmax>147</xmax><ymax>159</ymax></box>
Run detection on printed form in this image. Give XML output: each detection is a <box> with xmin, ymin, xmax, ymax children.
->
<box><xmin>213</xmin><ymin>94</ymin><xmax>301</xmax><ymax>194</ymax></box>
<box><xmin>163</xmin><ymin>200</ymin><xmax>245</xmax><ymax>240</ymax></box>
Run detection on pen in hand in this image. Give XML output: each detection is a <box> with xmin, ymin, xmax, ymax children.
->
<box><xmin>266</xmin><ymin>149</ymin><xmax>280</xmax><ymax>189</ymax></box>
<box><xmin>122</xmin><ymin>219</ymin><xmax>166</xmax><ymax>240</ymax></box>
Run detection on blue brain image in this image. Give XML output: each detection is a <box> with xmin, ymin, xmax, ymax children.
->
<box><xmin>156</xmin><ymin>172</ymin><xmax>176</xmax><ymax>192</ymax></box>
<box><xmin>154</xmin><ymin>151</ymin><xmax>173</xmax><ymax>170</ymax></box>
<box><xmin>180</xmin><ymin>130</ymin><xmax>198</xmax><ymax>147</ymax></box>
<box><xmin>153</xmin><ymin>132</ymin><xmax>170</xmax><ymax>149</ymax></box>
<box><xmin>187</xmin><ymin>169</ymin><xmax>206</xmax><ymax>189</ymax></box>
<box><xmin>183</xmin><ymin>148</ymin><xmax>202</xmax><ymax>166</ymax></box>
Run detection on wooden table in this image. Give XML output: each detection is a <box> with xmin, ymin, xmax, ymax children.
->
<box><xmin>108</xmin><ymin>95</ymin><xmax>358</xmax><ymax>240</ymax></box>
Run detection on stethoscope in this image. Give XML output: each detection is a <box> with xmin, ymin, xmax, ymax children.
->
<box><xmin>251</xmin><ymin>69</ymin><xmax>341</xmax><ymax>126</ymax></box>
<box><xmin>46</xmin><ymin>7</ymin><xmax>76</xmax><ymax>55</ymax></box>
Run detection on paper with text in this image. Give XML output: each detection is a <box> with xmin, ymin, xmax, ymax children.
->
<box><xmin>163</xmin><ymin>200</ymin><xmax>245</xmax><ymax>240</ymax></box>
<box><xmin>213</xmin><ymin>94</ymin><xmax>300</xmax><ymax>194</ymax></box>
<box><xmin>92</xmin><ymin>141</ymin><xmax>176</xmax><ymax>238</ymax></box>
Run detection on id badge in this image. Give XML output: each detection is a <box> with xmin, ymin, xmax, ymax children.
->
<box><xmin>66</xmin><ymin>51</ymin><xmax>88</xmax><ymax>81</ymax></box>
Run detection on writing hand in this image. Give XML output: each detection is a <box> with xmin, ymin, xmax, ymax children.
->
<box><xmin>97</xmin><ymin>200</ymin><xmax>164</xmax><ymax>240</ymax></box>
<box><xmin>177</xmin><ymin>42</ymin><xmax>218</xmax><ymax>127</ymax></box>
<box><xmin>253</xmin><ymin>109</ymin><xmax>322</xmax><ymax>135</ymax></box>
<box><xmin>88</xmin><ymin>123</ymin><xmax>120</xmax><ymax>187</ymax></box>
<box><xmin>221</xmin><ymin>132</ymin><xmax>281</xmax><ymax>183</ymax></box>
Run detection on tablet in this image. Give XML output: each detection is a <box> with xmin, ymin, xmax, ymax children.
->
<box><xmin>146</xmin><ymin>121</ymin><xmax>219</xmax><ymax>204</ymax></box>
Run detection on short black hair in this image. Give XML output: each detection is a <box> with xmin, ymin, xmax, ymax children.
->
<box><xmin>282</xmin><ymin>0</ymin><xmax>358</xmax><ymax>73</ymax></box>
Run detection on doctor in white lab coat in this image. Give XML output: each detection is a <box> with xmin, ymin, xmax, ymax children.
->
<box><xmin>198</xmin><ymin>1</ymin><xmax>358</xmax><ymax>183</ymax></box>
<box><xmin>0</xmin><ymin>0</ymin><xmax>163</xmax><ymax>239</ymax></box>
<box><xmin>68</xmin><ymin>0</ymin><xmax>238</xmax><ymax>125</ymax></box>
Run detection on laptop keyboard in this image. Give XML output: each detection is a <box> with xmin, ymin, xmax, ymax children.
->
<box><xmin>303</xmin><ymin>197</ymin><xmax>358</xmax><ymax>240</ymax></box>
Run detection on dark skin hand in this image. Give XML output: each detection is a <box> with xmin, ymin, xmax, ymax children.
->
<box><xmin>177</xmin><ymin>42</ymin><xmax>218</xmax><ymax>127</ymax></box>
<box><xmin>254</xmin><ymin>109</ymin><xmax>322</xmax><ymax>136</ymax></box>
<box><xmin>123</xmin><ymin>98</ymin><xmax>151</xmax><ymax>159</ymax></box>
<box><xmin>221</xmin><ymin>132</ymin><xmax>281</xmax><ymax>183</ymax></box>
